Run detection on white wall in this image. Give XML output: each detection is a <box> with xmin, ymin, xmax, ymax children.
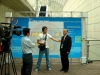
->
<box><xmin>0</xmin><ymin>4</ymin><xmax>23</xmax><ymax>22</ymax></box>
<box><xmin>63</xmin><ymin>0</ymin><xmax>100</xmax><ymax>60</ymax></box>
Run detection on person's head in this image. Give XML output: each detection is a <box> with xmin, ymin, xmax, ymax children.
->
<box><xmin>23</xmin><ymin>28</ymin><xmax>30</xmax><ymax>36</ymax></box>
<box><xmin>42</xmin><ymin>26</ymin><xmax>48</xmax><ymax>34</ymax></box>
<box><xmin>63</xmin><ymin>29</ymin><xmax>68</xmax><ymax>36</ymax></box>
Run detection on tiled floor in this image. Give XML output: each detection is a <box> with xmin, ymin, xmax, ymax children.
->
<box><xmin>1</xmin><ymin>61</ymin><xmax>100</xmax><ymax>75</ymax></box>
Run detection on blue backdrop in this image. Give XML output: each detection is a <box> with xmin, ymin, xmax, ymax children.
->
<box><xmin>11</xmin><ymin>17</ymin><xmax>82</xmax><ymax>58</ymax></box>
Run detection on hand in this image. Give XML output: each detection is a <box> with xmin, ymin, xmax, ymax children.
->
<box><xmin>66</xmin><ymin>52</ymin><xmax>69</xmax><ymax>54</ymax></box>
<box><xmin>41</xmin><ymin>42</ymin><xmax>45</xmax><ymax>45</ymax></box>
<box><xmin>57</xmin><ymin>40</ymin><xmax>61</xmax><ymax>42</ymax></box>
<box><xmin>0</xmin><ymin>42</ymin><xmax>2</xmax><ymax>46</ymax></box>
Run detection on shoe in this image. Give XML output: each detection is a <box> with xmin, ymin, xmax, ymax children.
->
<box><xmin>48</xmin><ymin>68</ymin><xmax>51</xmax><ymax>71</ymax></box>
<box><xmin>35</xmin><ymin>69</ymin><xmax>39</xmax><ymax>72</ymax></box>
<box><xmin>60</xmin><ymin>69</ymin><xmax>64</xmax><ymax>71</ymax></box>
<box><xmin>64</xmin><ymin>70</ymin><xmax>68</xmax><ymax>73</ymax></box>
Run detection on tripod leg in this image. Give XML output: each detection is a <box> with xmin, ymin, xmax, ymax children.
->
<box><xmin>4</xmin><ymin>52</ymin><xmax>6</xmax><ymax>75</ymax></box>
<box><xmin>0</xmin><ymin>54</ymin><xmax>1</xmax><ymax>66</ymax></box>
<box><xmin>0</xmin><ymin>53</ymin><xmax>4</xmax><ymax>74</ymax></box>
<box><xmin>0</xmin><ymin>53</ymin><xmax>3</xmax><ymax>69</ymax></box>
<box><xmin>9</xmin><ymin>51</ymin><xmax>17</xmax><ymax>75</ymax></box>
<box><xmin>0</xmin><ymin>52</ymin><xmax>6</xmax><ymax>75</ymax></box>
<box><xmin>8</xmin><ymin>53</ymin><xmax>10</xmax><ymax>75</ymax></box>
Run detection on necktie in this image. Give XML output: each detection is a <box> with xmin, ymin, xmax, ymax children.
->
<box><xmin>61</xmin><ymin>36</ymin><xmax>66</xmax><ymax>48</ymax></box>
<box><xmin>63</xmin><ymin>36</ymin><xmax>66</xmax><ymax>41</ymax></box>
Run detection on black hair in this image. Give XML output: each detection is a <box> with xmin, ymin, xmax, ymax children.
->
<box><xmin>23</xmin><ymin>28</ymin><xmax>30</xmax><ymax>36</ymax></box>
<box><xmin>42</xmin><ymin>26</ymin><xmax>48</xmax><ymax>32</ymax></box>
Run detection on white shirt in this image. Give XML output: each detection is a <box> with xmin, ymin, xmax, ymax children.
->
<box><xmin>61</xmin><ymin>34</ymin><xmax>67</xmax><ymax>48</ymax></box>
<box><xmin>64</xmin><ymin>35</ymin><xmax>67</xmax><ymax>40</ymax></box>
<box><xmin>37</xmin><ymin>33</ymin><xmax>52</xmax><ymax>48</ymax></box>
<box><xmin>21</xmin><ymin>36</ymin><xmax>35</xmax><ymax>54</ymax></box>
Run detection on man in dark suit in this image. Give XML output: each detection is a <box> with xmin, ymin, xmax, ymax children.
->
<box><xmin>60</xmin><ymin>29</ymin><xmax>72</xmax><ymax>73</ymax></box>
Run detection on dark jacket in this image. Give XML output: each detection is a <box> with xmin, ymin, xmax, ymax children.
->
<box><xmin>60</xmin><ymin>35</ymin><xmax>72</xmax><ymax>54</ymax></box>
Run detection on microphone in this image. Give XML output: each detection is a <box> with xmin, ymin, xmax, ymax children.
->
<box><xmin>14</xmin><ymin>26</ymin><xmax>21</xmax><ymax>29</ymax></box>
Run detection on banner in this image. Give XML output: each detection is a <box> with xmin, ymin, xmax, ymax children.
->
<box><xmin>11</xmin><ymin>17</ymin><xmax>82</xmax><ymax>58</ymax></box>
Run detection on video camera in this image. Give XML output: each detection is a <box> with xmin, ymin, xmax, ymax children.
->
<box><xmin>0</xmin><ymin>23</ymin><xmax>22</xmax><ymax>53</ymax></box>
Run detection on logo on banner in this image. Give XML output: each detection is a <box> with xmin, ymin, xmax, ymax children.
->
<box><xmin>11</xmin><ymin>18</ymin><xmax>18</xmax><ymax>25</ymax></box>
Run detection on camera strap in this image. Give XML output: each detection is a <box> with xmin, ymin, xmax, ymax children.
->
<box><xmin>44</xmin><ymin>34</ymin><xmax>47</xmax><ymax>43</ymax></box>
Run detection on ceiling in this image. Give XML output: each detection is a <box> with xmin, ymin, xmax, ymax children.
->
<box><xmin>27</xmin><ymin>0</ymin><xmax>68</xmax><ymax>16</ymax></box>
<box><xmin>0</xmin><ymin>0</ymin><xmax>68</xmax><ymax>17</ymax></box>
<box><xmin>27</xmin><ymin>0</ymin><xmax>67</xmax><ymax>11</ymax></box>
<box><xmin>0</xmin><ymin>0</ymin><xmax>35</xmax><ymax>16</ymax></box>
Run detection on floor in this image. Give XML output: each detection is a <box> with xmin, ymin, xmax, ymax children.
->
<box><xmin>1</xmin><ymin>61</ymin><xmax>100</xmax><ymax>75</ymax></box>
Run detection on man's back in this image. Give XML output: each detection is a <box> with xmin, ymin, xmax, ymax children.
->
<box><xmin>21</xmin><ymin>36</ymin><xmax>35</xmax><ymax>54</ymax></box>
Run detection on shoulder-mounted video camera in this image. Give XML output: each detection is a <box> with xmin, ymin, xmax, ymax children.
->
<box><xmin>0</xmin><ymin>23</ymin><xmax>22</xmax><ymax>53</ymax></box>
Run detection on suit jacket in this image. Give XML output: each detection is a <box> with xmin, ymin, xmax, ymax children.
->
<box><xmin>60</xmin><ymin>35</ymin><xmax>72</xmax><ymax>54</ymax></box>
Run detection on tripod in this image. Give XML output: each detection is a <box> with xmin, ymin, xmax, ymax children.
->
<box><xmin>0</xmin><ymin>49</ymin><xmax>17</xmax><ymax>75</ymax></box>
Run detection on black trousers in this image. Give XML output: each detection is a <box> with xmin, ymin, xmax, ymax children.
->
<box><xmin>21</xmin><ymin>53</ymin><xmax>33</xmax><ymax>75</ymax></box>
<box><xmin>60</xmin><ymin>52</ymin><xmax>69</xmax><ymax>71</ymax></box>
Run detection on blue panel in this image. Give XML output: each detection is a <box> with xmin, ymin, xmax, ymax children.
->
<box><xmin>64</xmin><ymin>18</ymin><xmax>82</xmax><ymax>58</ymax></box>
<box><xmin>11</xmin><ymin>17</ymin><xmax>82</xmax><ymax>58</ymax></box>
<box><xmin>11</xmin><ymin>18</ymin><xmax>29</xmax><ymax>58</ymax></box>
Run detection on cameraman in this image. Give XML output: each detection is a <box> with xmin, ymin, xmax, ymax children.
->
<box><xmin>21</xmin><ymin>28</ymin><xmax>35</xmax><ymax>75</ymax></box>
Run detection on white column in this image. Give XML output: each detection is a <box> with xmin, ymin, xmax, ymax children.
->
<box><xmin>82</xmin><ymin>18</ymin><xmax>87</xmax><ymax>57</ymax></box>
<box><xmin>36</xmin><ymin>5</ymin><xmax>41</xmax><ymax>17</ymax></box>
<box><xmin>5</xmin><ymin>12</ymin><xmax>12</xmax><ymax>23</ymax></box>
<box><xmin>81</xmin><ymin>12</ymin><xmax>88</xmax><ymax>64</ymax></box>
<box><xmin>46</xmin><ymin>5</ymin><xmax>48</xmax><ymax>17</ymax></box>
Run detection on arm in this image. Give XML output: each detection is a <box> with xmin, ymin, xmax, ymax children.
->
<box><xmin>51</xmin><ymin>37</ymin><xmax>60</xmax><ymax>42</ymax></box>
<box><xmin>37</xmin><ymin>39</ymin><xmax>44</xmax><ymax>44</ymax></box>
<box><xmin>37</xmin><ymin>34</ymin><xmax>45</xmax><ymax>44</ymax></box>
<box><xmin>67</xmin><ymin>37</ymin><xmax>72</xmax><ymax>54</ymax></box>
<box><xmin>47</xmin><ymin>34</ymin><xmax>60</xmax><ymax>42</ymax></box>
<box><xmin>25</xmin><ymin>40</ymin><xmax>35</xmax><ymax>48</ymax></box>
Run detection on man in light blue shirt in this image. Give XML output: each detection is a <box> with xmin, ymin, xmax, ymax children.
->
<box><xmin>21</xmin><ymin>28</ymin><xmax>35</xmax><ymax>75</ymax></box>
